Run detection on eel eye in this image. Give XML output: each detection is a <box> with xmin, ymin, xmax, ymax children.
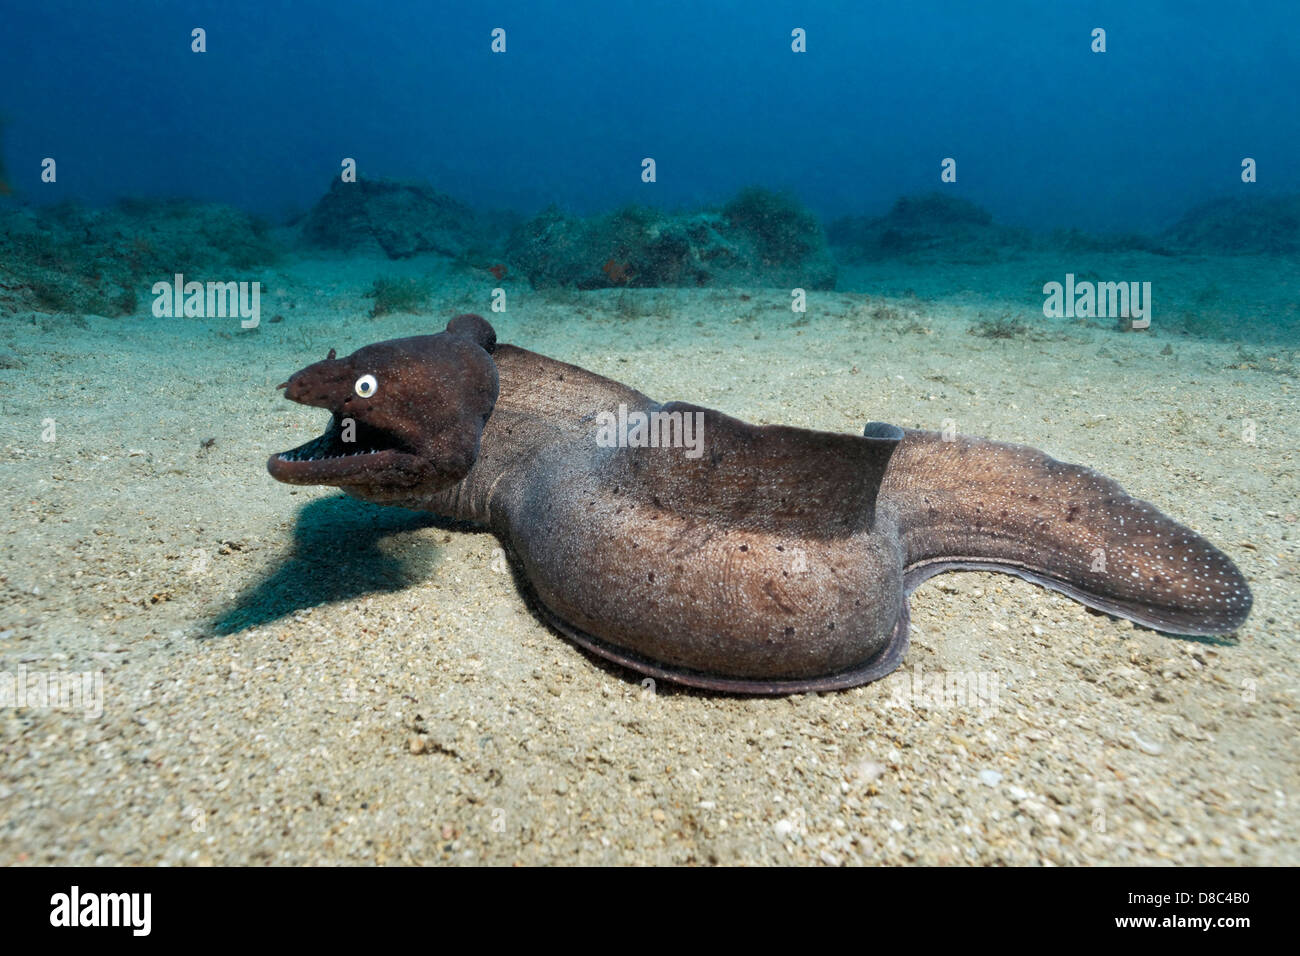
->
<box><xmin>354</xmin><ymin>374</ymin><xmax>378</xmax><ymax>398</ymax></box>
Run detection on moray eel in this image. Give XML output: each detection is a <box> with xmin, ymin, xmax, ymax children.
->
<box><xmin>267</xmin><ymin>314</ymin><xmax>1252</xmax><ymax>694</ymax></box>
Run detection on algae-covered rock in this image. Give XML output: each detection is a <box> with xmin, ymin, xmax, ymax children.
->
<box><xmin>301</xmin><ymin>178</ymin><xmax>486</xmax><ymax>259</ymax></box>
<box><xmin>882</xmin><ymin>192</ymin><xmax>993</xmax><ymax>228</ymax></box>
<box><xmin>1161</xmin><ymin>195</ymin><xmax>1300</xmax><ymax>255</ymax></box>
<box><xmin>506</xmin><ymin>187</ymin><xmax>836</xmax><ymax>290</ymax></box>
<box><xmin>0</xmin><ymin>123</ymin><xmax>9</xmax><ymax>197</ymax></box>
<box><xmin>0</xmin><ymin>198</ymin><xmax>279</xmax><ymax>318</ymax></box>
<box><xmin>828</xmin><ymin>192</ymin><xmax>1026</xmax><ymax>263</ymax></box>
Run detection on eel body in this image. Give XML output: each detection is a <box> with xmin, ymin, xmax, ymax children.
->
<box><xmin>267</xmin><ymin>315</ymin><xmax>1252</xmax><ymax>694</ymax></box>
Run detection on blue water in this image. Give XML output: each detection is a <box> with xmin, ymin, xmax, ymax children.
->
<box><xmin>4</xmin><ymin>0</ymin><xmax>1298</xmax><ymax>232</ymax></box>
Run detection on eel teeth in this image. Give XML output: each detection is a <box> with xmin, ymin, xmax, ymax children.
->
<box><xmin>277</xmin><ymin>448</ymin><xmax>383</xmax><ymax>463</ymax></box>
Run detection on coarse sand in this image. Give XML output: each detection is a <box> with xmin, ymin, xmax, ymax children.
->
<box><xmin>1</xmin><ymin>249</ymin><xmax>1296</xmax><ymax>865</ymax></box>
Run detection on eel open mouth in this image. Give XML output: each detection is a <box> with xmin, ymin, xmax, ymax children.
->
<box><xmin>267</xmin><ymin>414</ymin><xmax>420</xmax><ymax>485</ymax></box>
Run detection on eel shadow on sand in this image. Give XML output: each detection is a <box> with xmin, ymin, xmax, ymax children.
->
<box><xmin>209</xmin><ymin>495</ymin><xmax>459</xmax><ymax>635</ymax></box>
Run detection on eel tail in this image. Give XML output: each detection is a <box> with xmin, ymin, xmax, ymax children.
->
<box><xmin>877</xmin><ymin>428</ymin><xmax>1252</xmax><ymax>636</ymax></box>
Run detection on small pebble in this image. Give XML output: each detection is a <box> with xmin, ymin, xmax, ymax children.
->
<box><xmin>978</xmin><ymin>769</ymin><xmax>1003</xmax><ymax>787</ymax></box>
<box><xmin>1131</xmin><ymin>732</ymin><xmax>1164</xmax><ymax>756</ymax></box>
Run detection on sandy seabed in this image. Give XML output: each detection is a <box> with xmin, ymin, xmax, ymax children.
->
<box><xmin>1</xmin><ymin>248</ymin><xmax>1296</xmax><ymax>865</ymax></box>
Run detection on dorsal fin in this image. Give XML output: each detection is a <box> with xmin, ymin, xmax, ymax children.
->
<box><xmin>612</xmin><ymin>402</ymin><xmax>902</xmax><ymax>538</ymax></box>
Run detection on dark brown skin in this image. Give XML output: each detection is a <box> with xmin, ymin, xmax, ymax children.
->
<box><xmin>268</xmin><ymin>315</ymin><xmax>1252</xmax><ymax>694</ymax></box>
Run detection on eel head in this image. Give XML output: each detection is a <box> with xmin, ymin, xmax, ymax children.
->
<box><xmin>267</xmin><ymin>314</ymin><xmax>499</xmax><ymax>499</ymax></box>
